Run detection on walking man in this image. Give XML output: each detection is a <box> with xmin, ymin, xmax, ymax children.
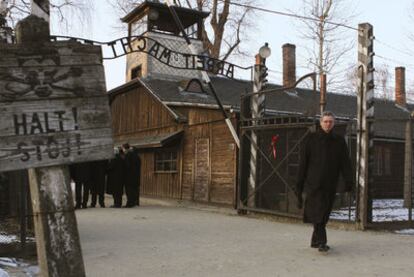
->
<box><xmin>296</xmin><ymin>111</ymin><xmax>354</xmax><ymax>252</ymax></box>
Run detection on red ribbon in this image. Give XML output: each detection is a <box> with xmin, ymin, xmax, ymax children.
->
<box><xmin>271</xmin><ymin>135</ymin><xmax>279</xmax><ymax>160</ymax></box>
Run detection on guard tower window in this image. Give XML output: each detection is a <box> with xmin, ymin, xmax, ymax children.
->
<box><xmin>131</xmin><ymin>15</ymin><xmax>148</xmax><ymax>36</ymax></box>
<box><xmin>184</xmin><ymin>23</ymin><xmax>198</xmax><ymax>39</ymax></box>
<box><xmin>122</xmin><ymin>2</ymin><xmax>210</xmax><ymax>41</ymax></box>
<box><xmin>131</xmin><ymin>65</ymin><xmax>142</xmax><ymax>79</ymax></box>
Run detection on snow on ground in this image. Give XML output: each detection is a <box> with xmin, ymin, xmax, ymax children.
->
<box><xmin>0</xmin><ymin>233</ymin><xmax>18</xmax><ymax>244</ymax></box>
<box><xmin>0</xmin><ymin>258</ymin><xmax>39</xmax><ymax>277</ymax></box>
<box><xmin>0</xmin><ymin>268</ymin><xmax>9</xmax><ymax>277</ymax></box>
<box><xmin>0</xmin><ymin>233</ymin><xmax>35</xmax><ymax>244</ymax></box>
<box><xmin>331</xmin><ymin>199</ymin><xmax>413</xmax><ymax>222</ymax></box>
<box><xmin>395</xmin><ymin>229</ymin><xmax>414</xmax><ymax>235</ymax></box>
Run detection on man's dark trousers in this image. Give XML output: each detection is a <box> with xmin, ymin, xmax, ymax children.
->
<box><xmin>311</xmin><ymin>223</ymin><xmax>327</xmax><ymax>247</ymax></box>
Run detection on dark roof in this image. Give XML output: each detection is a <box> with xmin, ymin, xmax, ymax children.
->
<box><xmin>121</xmin><ymin>1</ymin><xmax>209</xmax><ymax>24</ymax></box>
<box><xmin>109</xmin><ymin>76</ymin><xmax>413</xmax><ymax>140</ymax></box>
<box><xmin>142</xmin><ymin>76</ymin><xmax>411</xmax><ymax>113</ymax></box>
<box><xmin>125</xmin><ymin>130</ymin><xmax>183</xmax><ymax>149</ymax></box>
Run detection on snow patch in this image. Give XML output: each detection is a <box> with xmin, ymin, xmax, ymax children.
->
<box><xmin>0</xmin><ymin>258</ymin><xmax>39</xmax><ymax>277</ymax></box>
<box><xmin>0</xmin><ymin>258</ymin><xmax>18</xmax><ymax>268</ymax></box>
<box><xmin>395</xmin><ymin>229</ymin><xmax>414</xmax><ymax>235</ymax></box>
<box><xmin>331</xmin><ymin>199</ymin><xmax>414</xmax><ymax>222</ymax></box>
<box><xmin>0</xmin><ymin>268</ymin><xmax>9</xmax><ymax>277</ymax></box>
<box><xmin>0</xmin><ymin>233</ymin><xmax>18</xmax><ymax>244</ymax></box>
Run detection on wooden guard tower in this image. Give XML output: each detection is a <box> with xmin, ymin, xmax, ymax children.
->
<box><xmin>121</xmin><ymin>0</ymin><xmax>210</xmax><ymax>81</ymax></box>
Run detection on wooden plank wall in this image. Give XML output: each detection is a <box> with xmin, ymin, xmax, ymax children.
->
<box><xmin>139</xmin><ymin>151</ymin><xmax>182</xmax><ymax>199</ymax></box>
<box><xmin>111</xmin><ymin>86</ymin><xmax>177</xmax><ymax>139</ymax></box>
<box><xmin>110</xmin><ymin>87</ymin><xmax>183</xmax><ymax>198</ymax></box>
<box><xmin>182</xmin><ymin>108</ymin><xmax>237</xmax><ymax>205</ymax></box>
<box><xmin>0</xmin><ymin>42</ymin><xmax>113</xmax><ymax>171</ymax></box>
<box><xmin>111</xmin><ymin>90</ymin><xmax>237</xmax><ymax>203</ymax></box>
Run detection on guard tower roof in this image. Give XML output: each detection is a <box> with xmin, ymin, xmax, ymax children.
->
<box><xmin>121</xmin><ymin>0</ymin><xmax>210</xmax><ymax>30</ymax></box>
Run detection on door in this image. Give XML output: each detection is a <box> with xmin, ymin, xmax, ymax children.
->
<box><xmin>194</xmin><ymin>138</ymin><xmax>210</xmax><ymax>201</ymax></box>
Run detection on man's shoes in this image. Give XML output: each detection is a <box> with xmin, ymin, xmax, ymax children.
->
<box><xmin>310</xmin><ymin>243</ymin><xmax>319</xmax><ymax>248</ymax></box>
<box><xmin>318</xmin><ymin>244</ymin><xmax>330</xmax><ymax>252</ymax></box>
<box><xmin>110</xmin><ymin>205</ymin><xmax>121</xmax><ymax>208</ymax></box>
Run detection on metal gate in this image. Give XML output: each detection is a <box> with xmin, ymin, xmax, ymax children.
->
<box><xmin>237</xmin><ymin>115</ymin><xmax>314</xmax><ymax>217</ymax></box>
<box><xmin>236</xmin><ymin>90</ymin><xmax>356</xmax><ymax>221</ymax></box>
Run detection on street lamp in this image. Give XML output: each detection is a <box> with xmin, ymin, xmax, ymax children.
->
<box><xmin>257</xmin><ymin>43</ymin><xmax>270</xmax><ymax>88</ymax></box>
<box><xmin>259</xmin><ymin>42</ymin><xmax>271</xmax><ymax>59</ymax></box>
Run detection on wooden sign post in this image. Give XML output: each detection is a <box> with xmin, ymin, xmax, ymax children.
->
<box><xmin>0</xmin><ymin>10</ymin><xmax>113</xmax><ymax>277</ymax></box>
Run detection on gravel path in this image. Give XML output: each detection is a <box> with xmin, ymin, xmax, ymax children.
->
<box><xmin>76</xmin><ymin>199</ymin><xmax>414</xmax><ymax>277</ymax></box>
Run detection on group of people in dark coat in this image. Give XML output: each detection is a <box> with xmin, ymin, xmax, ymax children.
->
<box><xmin>296</xmin><ymin>111</ymin><xmax>354</xmax><ymax>253</ymax></box>
<box><xmin>107</xmin><ymin>143</ymin><xmax>141</xmax><ymax>208</ymax></box>
<box><xmin>70</xmin><ymin>143</ymin><xmax>141</xmax><ymax>209</ymax></box>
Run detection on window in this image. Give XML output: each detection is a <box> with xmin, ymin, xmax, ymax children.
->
<box><xmin>383</xmin><ymin>148</ymin><xmax>391</xmax><ymax>175</ymax></box>
<box><xmin>155</xmin><ymin>150</ymin><xmax>178</xmax><ymax>173</ymax></box>
<box><xmin>373</xmin><ymin>145</ymin><xmax>391</xmax><ymax>176</ymax></box>
<box><xmin>130</xmin><ymin>16</ymin><xmax>148</xmax><ymax>36</ymax></box>
<box><xmin>184</xmin><ymin>23</ymin><xmax>198</xmax><ymax>39</ymax></box>
<box><xmin>131</xmin><ymin>65</ymin><xmax>142</xmax><ymax>79</ymax></box>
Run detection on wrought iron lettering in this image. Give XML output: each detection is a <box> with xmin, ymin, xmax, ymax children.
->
<box><xmin>50</xmin><ymin>35</ymin><xmax>248</xmax><ymax>79</ymax></box>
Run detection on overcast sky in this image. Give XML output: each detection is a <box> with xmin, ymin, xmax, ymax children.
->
<box><xmin>51</xmin><ymin>0</ymin><xmax>414</xmax><ymax>94</ymax></box>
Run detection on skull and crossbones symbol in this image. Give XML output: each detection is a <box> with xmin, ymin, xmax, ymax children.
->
<box><xmin>0</xmin><ymin>66</ymin><xmax>85</xmax><ymax>100</ymax></box>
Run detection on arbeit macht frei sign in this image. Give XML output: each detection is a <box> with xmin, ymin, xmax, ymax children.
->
<box><xmin>0</xmin><ymin>41</ymin><xmax>114</xmax><ymax>172</ymax></box>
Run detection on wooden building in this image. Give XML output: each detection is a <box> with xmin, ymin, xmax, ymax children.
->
<box><xmin>110</xmin><ymin>78</ymin><xmax>238</xmax><ymax>205</ymax></box>
<box><xmin>109</xmin><ymin>1</ymin><xmax>412</xmax><ymax>207</ymax></box>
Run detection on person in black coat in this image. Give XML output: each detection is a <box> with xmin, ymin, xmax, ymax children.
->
<box><xmin>70</xmin><ymin>162</ymin><xmax>92</xmax><ymax>209</ymax></box>
<box><xmin>296</xmin><ymin>111</ymin><xmax>354</xmax><ymax>252</ymax></box>
<box><xmin>90</xmin><ymin>160</ymin><xmax>108</xmax><ymax>208</ymax></box>
<box><xmin>106</xmin><ymin>147</ymin><xmax>125</xmax><ymax>208</ymax></box>
<box><xmin>123</xmin><ymin>143</ymin><xmax>141</xmax><ymax>207</ymax></box>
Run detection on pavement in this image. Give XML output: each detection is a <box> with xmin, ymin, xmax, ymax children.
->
<box><xmin>75</xmin><ymin>197</ymin><xmax>414</xmax><ymax>277</ymax></box>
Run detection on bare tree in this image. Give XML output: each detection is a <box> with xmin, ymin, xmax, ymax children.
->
<box><xmin>2</xmin><ymin>0</ymin><xmax>92</xmax><ymax>29</ymax></box>
<box><xmin>343</xmin><ymin>63</ymin><xmax>358</xmax><ymax>95</ymax></box>
<box><xmin>345</xmin><ymin>62</ymin><xmax>392</xmax><ymax>100</ymax></box>
<box><xmin>375</xmin><ymin>63</ymin><xmax>392</xmax><ymax>100</ymax></box>
<box><xmin>296</xmin><ymin>0</ymin><xmax>357</xmax><ymax>90</ymax></box>
<box><xmin>108</xmin><ymin>0</ymin><xmax>259</xmax><ymax>61</ymax></box>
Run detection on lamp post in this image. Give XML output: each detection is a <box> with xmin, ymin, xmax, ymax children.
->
<box><xmin>253</xmin><ymin>42</ymin><xmax>271</xmax><ymax>120</ymax></box>
<box><xmin>247</xmin><ymin>43</ymin><xmax>271</xmax><ymax>207</ymax></box>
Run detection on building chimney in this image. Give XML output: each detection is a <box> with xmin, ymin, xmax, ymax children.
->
<box><xmin>395</xmin><ymin>67</ymin><xmax>406</xmax><ymax>106</ymax></box>
<box><xmin>282</xmin><ymin>43</ymin><xmax>296</xmax><ymax>88</ymax></box>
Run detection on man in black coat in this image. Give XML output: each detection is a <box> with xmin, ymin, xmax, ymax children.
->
<box><xmin>296</xmin><ymin>111</ymin><xmax>354</xmax><ymax>252</ymax></box>
<box><xmin>90</xmin><ymin>160</ymin><xmax>107</xmax><ymax>208</ymax></box>
<box><xmin>123</xmin><ymin>143</ymin><xmax>141</xmax><ymax>207</ymax></box>
<box><xmin>70</xmin><ymin>162</ymin><xmax>92</xmax><ymax>209</ymax></box>
<box><xmin>106</xmin><ymin>147</ymin><xmax>125</xmax><ymax>208</ymax></box>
